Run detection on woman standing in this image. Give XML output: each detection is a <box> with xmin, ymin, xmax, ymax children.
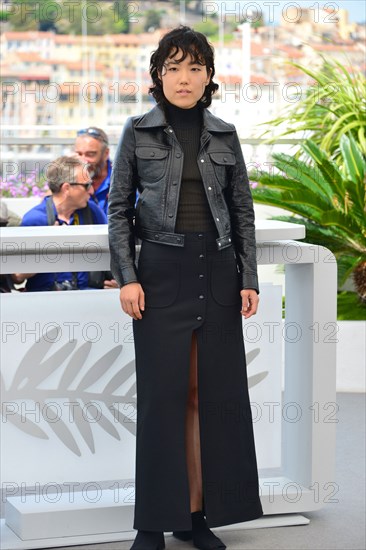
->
<box><xmin>108</xmin><ymin>26</ymin><xmax>263</xmax><ymax>550</ymax></box>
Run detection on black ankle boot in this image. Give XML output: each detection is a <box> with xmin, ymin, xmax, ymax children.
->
<box><xmin>172</xmin><ymin>529</ymin><xmax>192</xmax><ymax>541</ymax></box>
<box><xmin>191</xmin><ymin>511</ymin><xmax>226</xmax><ymax>550</ymax></box>
<box><xmin>130</xmin><ymin>530</ymin><xmax>165</xmax><ymax>550</ymax></box>
<box><xmin>172</xmin><ymin>498</ymin><xmax>208</xmax><ymax>542</ymax></box>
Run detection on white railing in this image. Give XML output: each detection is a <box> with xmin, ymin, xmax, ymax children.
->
<box><xmin>1</xmin><ymin>137</ymin><xmax>301</xmax><ymax>172</ymax></box>
<box><xmin>0</xmin><ymin>221</ymin><xmax>337</xmax><ymax>548</ymax></box>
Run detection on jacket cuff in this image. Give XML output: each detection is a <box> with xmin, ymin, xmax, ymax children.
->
<box><xmin>240</xmin><ymin>272</ymin><xmax>259</xmax><ymax>294</ymax></box>
<box><xmin>117</xmin><ymin>266</ymin><xmax>138</xmax><ymax>288</ymax></box>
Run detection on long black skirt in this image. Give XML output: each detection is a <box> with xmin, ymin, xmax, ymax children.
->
<box><xmin>132</xmin><ymin>232</ymin><xmax>263</xmax><ymax>531</ymax></box>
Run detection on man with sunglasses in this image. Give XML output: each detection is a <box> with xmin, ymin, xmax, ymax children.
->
<box><xmin>74</xmin><ymin>126</ymin><xmax>112</xmax><ymax>215</ymax></box>
<box><xmin>13</xmin><ymin>156</ymin><xmax>108</xmax><ymax>292</ymax></box>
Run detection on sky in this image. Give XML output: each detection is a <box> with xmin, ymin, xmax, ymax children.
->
<box><xmin>273</xmin><ymin>0</ymin><xmax>365</xmax><ymax>23</ymax></box>
<box><xmin>332</xmin><ymin>0</ymin><xmax>365</xmax><ymax>22</ymax></box>
<box><xmin>220</xmin><ymin>1</ymin><xmax>365</xmax><ymax>24</ymax></box>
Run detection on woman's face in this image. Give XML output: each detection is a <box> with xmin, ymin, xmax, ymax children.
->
<box><xmin>160</xmin><ymin>50</ymin><xmax>211</xmax><ymax>109</ymax></box>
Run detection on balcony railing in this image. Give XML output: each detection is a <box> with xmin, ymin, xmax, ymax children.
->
<box><xmin>1</xmin><ymin>134</ymin><xmax>303</xmax><ymax>174</ymax></box>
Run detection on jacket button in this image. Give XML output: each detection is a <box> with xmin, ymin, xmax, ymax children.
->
<box><xmin>199</xmin><ymin>254</ymin><xmax>204</xmax><ymax>259</ymax></box>
<box><xmin>218</xmin><ymin>243</ymin><xmax>222</xmax><ymax>247</ymax></box>
<box><xmin>208</xmin><ymin>186</ymin><xmax>212</xmax><ymax>191</ymax></box>
<box><xmin>216</xmin><ymin>217</ymin><xmax>220</xmax><ymax>221</ymax></box>
<box><xmin>197</xmin><ymin>316</ymin><xmax>203</xmax><ymax>321</ymax></box>
<box><xmin>223</xmin><ymin>157</ymin><xmax>227</xmax><ymax>162</ymax></box>
<box><xmin>200</xmin><ymin>159</ymin><xmax>204</xmax><ymax>163</ymax></box>
<box><xmin>199</xmin><ymin>295</ymin><xmax>205</xmax><ymax>300</ymax></box>
<box><xmin>150</xmin><ymin>152</ymin><xmax>155</xmax><ymax>157</ymax></box>
<box><xmin>176</xmin><ymin>153</ymin><xmax>181</xmax><ymax>158</ymax></box>
<box><xmin>168</xmin><ymin>213</ymin><xmax>173</xmax><ymax>218</ymax></box>
<box><xmin>155</xmin><ymin>234</ymin><xmax>159</xmax><ymax>239</ymax></box>
<box><xmin>199</xmin><ymin>274</ymin><xmax>204</xmax><ymax>279</ymax></box>
<box><xmin>172</xmin><ymin>181</ymin><xmax>177</xmax><ymax>185</ymax></box>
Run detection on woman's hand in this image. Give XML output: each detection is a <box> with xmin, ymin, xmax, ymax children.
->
<box><xmin>120</xmin><ymin>282</ymin><xmax>145</xmax><ymax>320</ymax></box>
<box><xmin>240</xmin><ymin>289</ymin><xmax>259</xmax><ymax>319</ymax></box>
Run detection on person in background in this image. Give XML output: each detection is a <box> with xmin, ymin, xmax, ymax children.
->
<box><xmin>0</xmin><ymin>201</ymin><xmax>21</xmax><ymax>228</ymax></box>
<box><xmin>74</xmin><ymin>126</ymin><xmax>111</xmax><ymax>215</ymax></box>
<box><xmin>74</xmin><ymin>128</ymin><xmax>119</xmax><ymax>289</ymax></box>
<box><xmin>0</xmin><ymin>201</ymin><xmax>21</xmax><ymax>292</ymax></box>
<box><xmin>12</xmin><ymin>156</ymin><xmax>110</xmax><ymax>292</ymax></box>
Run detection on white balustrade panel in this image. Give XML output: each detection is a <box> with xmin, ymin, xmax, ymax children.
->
<box><xmin>0</xmin><ymin>222</ymin><xmax>338</xmax><ymax>546</ymax></box>
<box><xmin>1</xmin><ymin>283</ymin><xmax>282</xmax><ymax>486</ymax></box>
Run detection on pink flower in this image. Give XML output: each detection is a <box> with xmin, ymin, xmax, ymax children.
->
<box><xmin>0</xmin><ymin>173</ymin><xmax>48</xmax><ymax>197</ymax></box>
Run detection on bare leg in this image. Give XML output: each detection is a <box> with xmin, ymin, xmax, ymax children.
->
<box><xmin>176</xmin><ymin>333</ymin><xmax>226</xmax><ymax>548</ymax></box>
<box><xmin>185</xmin><ymin>331</ymin><xmax>203</xmax><ymax>513</ymax></box>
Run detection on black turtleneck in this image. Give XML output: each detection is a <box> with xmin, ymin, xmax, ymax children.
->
<box><xmin>164</xmin><ymin>102</ymin><xmax>217</xmax><ymax>233</ymax></box>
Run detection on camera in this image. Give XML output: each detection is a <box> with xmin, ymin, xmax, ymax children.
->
<box><xmin>54</xmin><ymin>280</ymin><xmax>77</xmax><ymax>291</ymax></box>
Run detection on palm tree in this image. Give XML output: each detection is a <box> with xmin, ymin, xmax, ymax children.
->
<box><xmin>259</xmin><ymin>57</ymin><xmax>366</xmax><ymax>161</ymax></box>
<box><xmin>251</xmin><ymin>135</ymin><xmax>366</xmax><ymax>302</ymax></box>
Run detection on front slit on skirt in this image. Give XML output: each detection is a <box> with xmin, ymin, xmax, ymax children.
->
<box><xmin>132</xmin><ymin>232</ymin><xmax>263</xmax><ymax>531</ymax></box>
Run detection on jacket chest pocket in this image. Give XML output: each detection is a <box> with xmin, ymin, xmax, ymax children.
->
<box><xmin>136</xmin><ymin>146</ymin><xmax>169</xmax><ymax>183</ymax></box>
<box><xmin>208</xmin><ymin>151</ymin><xmax>236</xmax><ymax>188</ymax></box>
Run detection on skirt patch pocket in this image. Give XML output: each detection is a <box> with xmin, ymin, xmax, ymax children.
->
<box><xmin>138</xmin><ymin>260</ymin><xmax>180</xmax><ymax>308</ymax></box>
<box><xmin>210</xmin><ymin>258</ymin><xmax>241</xmax><ymax>307</ymax></box>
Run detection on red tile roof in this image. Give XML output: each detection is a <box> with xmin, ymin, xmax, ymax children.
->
<box><xmin>216</xmin><ymin>73</ymin><xmax>271</xmax><ymax>85</ymax></box>
<box><xmin>275</xmin><ymin>45</ymin><xmax>304</xmax><ymax>58</ymax></box>
<box><xmin>311</xmin><ymin>43</ymin><xmax>360</xmax><ymax>51</ymax></box>
<box><xmin>2</xmin><ymin>31</ymin><xmax>54</xmax><ymax>40</ymax></box>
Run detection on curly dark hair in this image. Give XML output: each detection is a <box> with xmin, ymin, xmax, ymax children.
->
<box><xmin>149</xmin><ymin>26</ymin><xmax>219</xmax><ymax>108</ymax></box>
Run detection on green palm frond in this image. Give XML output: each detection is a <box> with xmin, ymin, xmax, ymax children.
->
<box><xmin>271</xmin><ymin>152</ymin><xmax>335</xmax><ymax>199</ymax></box>
<box><xmin>337</xmin><ymin>255</ymin><xmax>365</xmax><ymax>287</ymax></box>
<box><xmin>321</xmin><ymin>210</ymin><xmax>365</xmax><ymax>243</ymax></box>
<box><xmin>270</xmin><ymin>215</ymin><xmax>354</xmax><ymax>252</ymax></box>
<box><xmin>302</xmin><ymin>140</ymin><xmax>344</xmax><ymax>196</ymax></box>
<box><xmin>253</xmin><ymin>53</ymin><xmax>365</xmax><ymax>305</ymax></box>
<box><xmin>258</xmin><ymin>55</ymin><xmax>366</xmax><ymax>157</ymax></box>
<box><xmin>252</xmin><ymin>137</ymin><xmax>366</xmax><ymax>294</ymax></box>
<box><xmin>252</xmin><ymin>188</ymin><xmax>325</xmax><ymax>221</ymax></box>
<box><xmin>340</xmin><ymin>133</ymin><xmax>366</xmax><ymax>184</ymax></box>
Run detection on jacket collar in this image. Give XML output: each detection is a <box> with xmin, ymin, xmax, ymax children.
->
<box><xmin>134</xmin><ymin>104</ymin><xmax>235</xmax><ymax>133</ymax></box>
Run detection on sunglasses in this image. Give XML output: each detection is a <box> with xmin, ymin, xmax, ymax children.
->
<box><xmin>77</xmin><ymin>128</ymin><xmax>108</xmax><ymax>144</ymax></box>
<box><xmin>69</xmin><ymin>181</ymin><xmax>93</xmax><ymax>190</ymax></box>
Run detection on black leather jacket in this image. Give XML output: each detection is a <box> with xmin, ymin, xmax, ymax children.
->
<box><xmin>108</xmin><ymin>104</ymin><xmax>259</xmax><ymax>292</ymax></box>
